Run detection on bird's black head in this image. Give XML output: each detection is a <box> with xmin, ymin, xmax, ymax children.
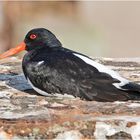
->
<box><xmin>24</xmin><ymin>28</ymin><xmax>62</xmax><ymax>51</ymax></box>
<box><xmin>0</xmin><ymin>28</ymin><xmax>62</xmax><ymax>59</ymax></box>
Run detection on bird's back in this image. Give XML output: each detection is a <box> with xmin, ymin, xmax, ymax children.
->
<box><xmin>22</xmin><ymin>47</ymin><xmax>140</xmax><ymax>101</ymax></box>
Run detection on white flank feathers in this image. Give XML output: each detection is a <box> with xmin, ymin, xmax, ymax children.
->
<box><xmin>36</xmin><ymin>61</ymin><xmax>44</xmax><ymax>66</ymax></box>
<box><xmin>27</xmin><ymin>78</ymin><xmax>51</xmax><ymax>96</ymax></box>
<box><xmin>27</xmin><ymin>78</ymin><xmax>75</xmax><ymax>98</ymax></box>
<box><xmin>74</xmin><ymin>53</ymin><xmax>129</xmax><ymax>90</ymax></box>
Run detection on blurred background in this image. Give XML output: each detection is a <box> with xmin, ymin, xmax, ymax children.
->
<box><xmin>0</xmin><ymin>1</ymin><xmax>140</xmax><ymax>58</ymax></box>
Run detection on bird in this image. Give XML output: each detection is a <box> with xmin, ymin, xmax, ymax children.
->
<box><xmin>0</xmin><ymin>28</ymin><xmax>140</xmax><ymax>102</ymax></box>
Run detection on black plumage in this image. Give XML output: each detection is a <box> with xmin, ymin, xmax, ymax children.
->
<box><xmin>20</xmin><ymin>28</ymin><xmax>140</xmax><ymax>102</ymax></box>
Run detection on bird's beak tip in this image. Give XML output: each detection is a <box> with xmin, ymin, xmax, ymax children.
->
<box><xmin>0</xmin><ymin>42</ymin><xmax>26</xmax><ymax>60</ymax></box>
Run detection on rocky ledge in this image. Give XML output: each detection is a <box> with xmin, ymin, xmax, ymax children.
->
<box><xmin>0</xmin><ymin>57</ymin><xmax>140</xmax><ymax>140</ymax></box>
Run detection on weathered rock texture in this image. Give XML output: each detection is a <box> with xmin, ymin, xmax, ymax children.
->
<box><xmin>0</xmin><ymin>57</ymin><xmax>140</xmax><ymax>140</ymax></box>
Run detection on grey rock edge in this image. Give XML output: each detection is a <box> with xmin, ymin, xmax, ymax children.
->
<box><xmin>0</xmin><ymin>57</ymin><xmax>140</xmax><ymax>140</ymax></box>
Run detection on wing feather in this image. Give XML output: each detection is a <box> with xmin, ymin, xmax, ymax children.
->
<box><xmin>23</xmin><ymin>49</ymin><xmax>140</xmax><ymax>101</ymax></box>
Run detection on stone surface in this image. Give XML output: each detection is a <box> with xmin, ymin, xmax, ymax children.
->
<box><xmin>0</xmin><ymin>57</ymin><xmax>140</xmax><ymax>140</ymax></box>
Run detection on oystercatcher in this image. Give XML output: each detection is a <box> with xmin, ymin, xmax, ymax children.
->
<box><xmin>0</xmin><ymin>28</ymin><xmax>140</xmax><ymax>101</ymax></box>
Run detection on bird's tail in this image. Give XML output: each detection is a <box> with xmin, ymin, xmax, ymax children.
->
<box><xmin>121</xmin><ymin>82</ymin><xmax>140</xmax><ymax>100</ymax></box>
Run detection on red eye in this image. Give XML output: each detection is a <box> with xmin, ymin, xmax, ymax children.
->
<box><xmin>30</xmin><ymin>34</ymin><xmax>37</xmax><ymax>39</ymax></box>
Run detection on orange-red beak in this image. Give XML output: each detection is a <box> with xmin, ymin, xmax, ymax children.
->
<box><xmin>0</xmin><ymin>42</ymin><xmax>26</xmax><ymax>60</ymax></box>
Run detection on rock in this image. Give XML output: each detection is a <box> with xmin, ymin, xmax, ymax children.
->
<box><xmin>0</xmin><ymin>57</ymin><xmax>140</xmax><ymax>139</ymax></box>
<box><xmin>54</xmin><ymin>130</ymin><xmax>83</xmax><ymax>140</ymax></box>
